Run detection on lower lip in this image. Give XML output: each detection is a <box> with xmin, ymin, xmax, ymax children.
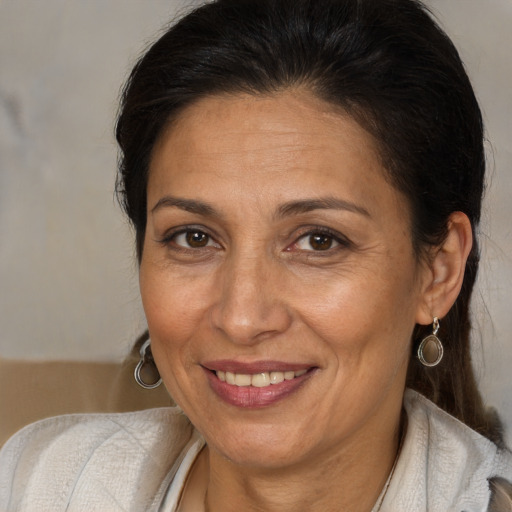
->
<box><xmin>204</xmin><ymin>369</ymin><xmax>314</xmax><ymax>408</ymax></box>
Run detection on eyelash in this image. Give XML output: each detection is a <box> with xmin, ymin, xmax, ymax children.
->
<box><xmin>157</xmin><ymin>225</ymin><xmax>351</xmax><ymax>254</ymax></box>
<box><xmin>290</xmin><ymin>226</ymin><xmax>351</xmax><ymax>253</ymax></box>
<box><xmin>157</xmin><ymin>226</ymin><xmax>220</xmax><ymax>252</ymax></box>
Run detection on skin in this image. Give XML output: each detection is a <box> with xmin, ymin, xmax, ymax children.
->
<box><xmin>139</xmin><ymin>90</ymin><xmax>472</xmax><ymax>511</ymax></box>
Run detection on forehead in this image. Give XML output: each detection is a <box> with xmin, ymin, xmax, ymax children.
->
<box><xmin>151</xmin><ymin>91</ymin><xmax>380</xmax><ymax>171</ymax></box>
<box><xmin>156</xmin><ymin>90</ymin><xmax>380</xmax><ymax>157</ymax></box>
<box><xmin>147</xmin><ymin>90</ymin><xmax>405</xmax><ymax>222</ymax></box>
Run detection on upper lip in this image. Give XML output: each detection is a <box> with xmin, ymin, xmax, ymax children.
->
<box><xmin>202</xmin><ymin>360</ymin><xmax>315</xmax><ymax>374</ymax></box>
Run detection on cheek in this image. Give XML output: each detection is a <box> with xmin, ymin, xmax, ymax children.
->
<box><xmin>139</xmin><ymin>265</ymin><xmax>185</xmax><ymax>354</ymax></box>
<box><xmin>139</xmin><ymin>267</ymin><xmax>203</xmax><ymax>398</ymax></box>
<box><xmin>139</xmin><ymin>261</ymin><xmax>220</xmax><ymax>397</ymax></box>
<box><xmin>140</xmin><ymin>258</ymin><xmax>207</xmax><ymax>333</ymax></box>
<box><xmin>295</xmin><ymin>263</ymin><xmax>419</xmax><ymax>358</ymax></box>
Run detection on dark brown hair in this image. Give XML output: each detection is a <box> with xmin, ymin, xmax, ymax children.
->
<box><xmin>116</xmin><ymin>0</ymin><xmax>504</xmax><ymax>445</ymax></box>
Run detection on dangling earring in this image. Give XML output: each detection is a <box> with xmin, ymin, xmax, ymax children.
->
<box><xmin>134</xmin><ymin>339</ymin><xmax>162</xmax><ymax>389</ymax></box>
<box><xmin>417</xmin><ymin>317</ymin><xmax>444</xmax><ymax>367</ymax></box>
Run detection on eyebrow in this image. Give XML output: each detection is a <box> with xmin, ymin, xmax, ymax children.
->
<box><xmin>276</xmin><ymin>197</ymin><xmax>370</xmax><ymax>219</ymax></box>
<box><xmin>151</xmin><ymin>196</ymin><xmax>218</xmax><ymax>217</ymax></box>
<box><xmin>151</xmin><ymin>195</ymin><xmax>370</xmax><ymax>219</ymax></box>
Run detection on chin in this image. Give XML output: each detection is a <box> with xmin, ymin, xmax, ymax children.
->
<box><xmin>199</xmin><ymin>417</ymin><xmax>319</xmax><ymax>470</ymax></box>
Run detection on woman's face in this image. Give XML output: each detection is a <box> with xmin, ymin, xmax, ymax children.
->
<box><xmin>140</xmin><ymin>90</ymin><xmax>430</xmax><ymax>469</ymax></box>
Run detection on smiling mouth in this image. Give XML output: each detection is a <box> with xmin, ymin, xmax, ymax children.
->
<box><xmin>203</xmin><ymin>363</ymin><xmax>316</xmax><ymax>407</ymax></box>
<box><xmin>215</xmin><ymin>369</ymin><xmax>308</xmax><ymax>388</ymax></box>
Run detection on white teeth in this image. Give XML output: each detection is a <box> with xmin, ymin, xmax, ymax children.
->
<box><xmin>251</xmin><ymin>372</ymin><xmax>270</xmax><ymax>388</ymax></box>
<box><xmin>216</xmin><ymin>369</ymin><xmax>308</xmax><ymax>388</ymax></box>
<box><xmin>234</xmin><ymin>373</ymin><xmax>252</xmax><ymax>386</ymax></box>
<box><xmin>270</xmin><ymin>371</ymin><xmax>285</xmax><ymax>384</ymax></box>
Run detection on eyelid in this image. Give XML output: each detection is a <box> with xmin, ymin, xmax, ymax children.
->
<box><xmin>157</xmin><ymin>225</ymin><xmax>221</xmax><ymax>249</ymax></box>
<box><xmin>156</xmin><ymin>224</ymin><xmax>350</xmax><ymax>253</ymax></box>
<box><xmin>289</xmin><ymin>226</ymin><xmax>352</xmax><ymax>252</ymax></box>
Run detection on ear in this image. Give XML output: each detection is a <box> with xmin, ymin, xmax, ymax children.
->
<box><xmin>415</xmin><ymin>212</ymin><xmax>473</xmax><ymax>326</ymax></box>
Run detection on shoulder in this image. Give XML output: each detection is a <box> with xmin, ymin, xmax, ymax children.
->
<box><xmin>382</xmin><ymin>390</ymin><xmax>512</xmax><ymax>511</ymax></box>
<box><xmin>404</xmin><ymin>389</ymin><xmax>512</xmax><ymax>472</ymax></box>
<box><xmin>0</xmin><ymin>407</ymin><xmax>195</xmax><ymax>511</ymax></box>
<box><xmin>403</xmin><ymin>389</ymin><xmax>506</xmax><ymax>458</ymax></box>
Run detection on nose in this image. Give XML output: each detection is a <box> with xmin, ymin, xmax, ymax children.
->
<box><xmin>210</xmin><ymin>250</ymin><xmax>292</xmax><ymax>345</ymax></box>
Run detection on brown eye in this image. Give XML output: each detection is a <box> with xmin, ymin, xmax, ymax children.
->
<box><xmin>185</xmin><ymin>231</ymin><xmax>210</xmax><ymax>247</ymax></box>
<box><xmin>295</xmin><ymin>232</ymin><xmax>340</xmax><ymax>251</ymax></box>
<box><xmin>169</xmin><ymin>230</ymin><xmax>215</xmax><ymax>249</ymax></box>
<box><xmin>309</xmin><ymin>234</ymin><xmax>333</xmax><ymax>250</ymax></box>
<box><xmin>165</xmin><ymin>228</ymin><xmax>221</xmax><ymax>252</ymax></box>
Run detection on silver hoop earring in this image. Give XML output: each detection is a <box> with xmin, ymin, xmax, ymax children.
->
<box><xmin>417</xmin><ymin>317</ymin><xmax>444</xmax><ymax>367</ymax></box>
<box><xmin>134</xmin><ymin>339</ymin><xmax>162</xmax><ymax>389</ymax></box>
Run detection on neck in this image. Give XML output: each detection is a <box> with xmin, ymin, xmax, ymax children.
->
<box><xmin>204</xmin><ymin>413</ymin><xmax>403</xmax><ymax>512</ymax></box>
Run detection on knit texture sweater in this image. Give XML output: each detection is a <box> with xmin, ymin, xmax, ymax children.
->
<box><xmin>1</xmin><ymin>389</ymin><xmax>511</xmax><ymax>511</ymax></box>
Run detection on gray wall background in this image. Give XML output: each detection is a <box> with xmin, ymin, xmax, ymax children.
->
<box><xmin>1</xmin><ymin>1</ymin><xmax>511</xmax><ymax>443</ymax></box>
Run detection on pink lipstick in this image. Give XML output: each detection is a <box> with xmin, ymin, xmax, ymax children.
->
<box><xmin>202</xmin><ymin>360</ymin><xmax>316</xmax><ymax>408</ymax></box>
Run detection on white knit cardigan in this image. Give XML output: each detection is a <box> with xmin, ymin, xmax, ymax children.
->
<box><xmin>1</xmin><ymin>389</ymin><xmax>511</xmax><ymax>511</ymax></box>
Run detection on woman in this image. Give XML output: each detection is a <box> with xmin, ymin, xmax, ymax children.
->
<box><xmin>1</xmin><ymin>0</ymin><xmax>511</xmax><ymax>510</ymax></box>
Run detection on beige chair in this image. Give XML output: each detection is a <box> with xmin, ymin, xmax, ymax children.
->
<box><xmin>0</xmin><ymin>352</ymin><xmax>171</xmax><ymax>447</ymax></box>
